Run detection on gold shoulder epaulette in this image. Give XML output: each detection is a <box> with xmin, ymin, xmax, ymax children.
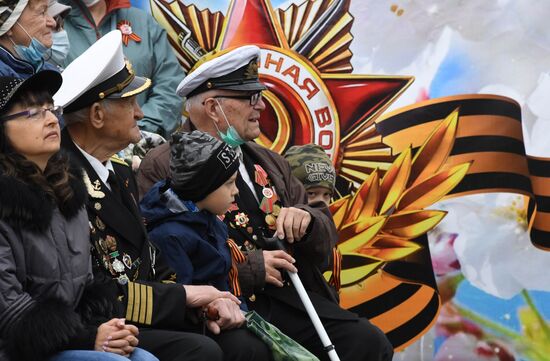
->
<box><xmin>110</xmin><ymin>154</ymin><xmax>129</xmax><ymax>166</ymax></box>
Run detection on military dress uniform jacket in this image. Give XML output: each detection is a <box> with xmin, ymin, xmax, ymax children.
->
<box><xmin>61</xmin><ymin>129</ymin><xmax>189</xmax><ymax>330</ymax></box>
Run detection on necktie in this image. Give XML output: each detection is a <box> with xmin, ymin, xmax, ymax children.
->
<box><xmin>108</xmin><ymin>170</ymin><xmax>123</xmax><ymax>204</ymax></box>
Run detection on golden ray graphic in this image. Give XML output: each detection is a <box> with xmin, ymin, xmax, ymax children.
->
<box><xmin>327</xmin><ymin>110</ymin><xmax>470</xmax><ymax>288</ymax></box>
<box><xmin>150</xmin><ymin>0</ymin><xmax>222</xmax><ymax>70</ymax></box>
<box><xmin>276</xmin><ymin>0</ymin><xmax>354</xmax><ymax>73</ymax></box>
<box><xmin>148</xmin><ymin>0</ymin><xmax>466</xmax><ymax>350</ymax></box>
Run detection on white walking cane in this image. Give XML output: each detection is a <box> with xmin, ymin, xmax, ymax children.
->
<box><xmin>266</xmin><ymin>237</ymin><xmax>341</xmax><ymax>361</ymax></box>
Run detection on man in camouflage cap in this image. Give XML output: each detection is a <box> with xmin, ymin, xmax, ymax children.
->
<box><xmin>284</xmin><ymin>144</ymin><xmax>336</xmax><ymax>206</ymax></box>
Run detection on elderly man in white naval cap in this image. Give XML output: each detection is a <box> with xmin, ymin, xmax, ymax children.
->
<box><xmin>136</xmin><ymin>45</ymin><xmax>394</xmax><ymax>361</ymax></box>
<box><xmin>55</xmin><ymin>31</ymin><xmax>271</xmax><ymax>361</ymax></box>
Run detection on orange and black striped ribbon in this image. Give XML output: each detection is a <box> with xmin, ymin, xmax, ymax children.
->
<box><xmin>328</xmin><ymin>247</ymin><xmax>342</xmax><ymax>291</ymax></box>
<box><xmin>342</xmin><ymin>94</ymin><xmax>550</xmax><ymax>350</ymax></box>
<box><xmin>527</xmin><ymin>156</ymin><xmax>550</xmax><ymax>250</ymax></box>
<box><xmin>377</xmin><ymin>94</ymin><xmax>549</xmax><ymax>249</ymax></box>
<box><xmin>226</xmin><ymin>238</ymin><xmax>246</xmax><ymax>296</ymax></box>
<box><xmin>339</xmin><ymin>233</ymin><xmax>439</xmax><ymax>350</ymax></box>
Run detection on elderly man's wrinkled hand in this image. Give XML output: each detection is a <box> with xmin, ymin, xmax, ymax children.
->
<box><xmin>263</xmin><ymin>250</ymin><xmax>297</xmax><ymax>287</ymax></box>
<box><xmin>203</xmin><ymin>298</ymin><xmax>245</xmax><ymax>334</ymax></box>
<box><xmin>183</xmin><ymin>284</ymin><xmax>241</xmax><ymax>308</ymax></box>
<box><xmin>275</xmin><ymin>207</ymin><xmax>311</xmax><ymax>243</ymax></box>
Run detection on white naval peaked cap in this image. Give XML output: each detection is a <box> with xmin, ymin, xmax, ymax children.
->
<box><xmin>54</xmin><ymin>30</ymin><xmax>151</xmax><ymax>113</ymax></box>
<box><xmin>176</xmin><ymin>45</ymin><xmax>266</xmax><ymax>98</ymax></box>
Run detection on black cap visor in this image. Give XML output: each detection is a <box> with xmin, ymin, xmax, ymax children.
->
<box><xmin>108</xmin><ymin>75</ymin><xmax>151</xmax><ymax>99</ymax></box>
<box><xmin>0</xmin><ymin>70</ymin><xmax>62</xmax><ymax>112</ymax></box>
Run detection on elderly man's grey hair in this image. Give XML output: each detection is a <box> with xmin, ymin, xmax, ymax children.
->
<box><xmin>63</xmin><ymin>107</ymin><xmax>88</xmax><ymax>125</ymax></box>
<box><xmin>185</xmin><ymin>93</ymin><xmax>203</xmax><ymax>114</ymax></box>
<box><xmin>63</xmin><ymin>99</ymin><xmax>116</xmax><ymax>125</ymax></box>
<box><xmin>185</xmin><ymin>90</ymin><xmax>228</xmax><ymax>114</ymax></box>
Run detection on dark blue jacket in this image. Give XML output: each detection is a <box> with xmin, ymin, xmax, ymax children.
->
<box><xmin>0</xmin><ymin>45</ymin><xmax>57</xmax><ymax>78</ymax></box>
<box><xmin>140</xmin><ymin>180</ymin><xmax>233</xmax><ymax>294</ymax></box>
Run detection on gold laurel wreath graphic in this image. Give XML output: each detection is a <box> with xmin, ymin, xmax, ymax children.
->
<box><xmin>326</xmin><ymin>109</ymin><xmax>471</xmax><ymax>287</ymax></box>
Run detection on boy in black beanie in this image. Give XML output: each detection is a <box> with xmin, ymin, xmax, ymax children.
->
<box><xmin>141</xmin><ymin>130</ymin><xmax>240</xmax><ymax>295</ymax></box>
<box><xmin>140</xmin><ymin>131</ymin><xmax>272</xmax><ymax>358</ymax></box>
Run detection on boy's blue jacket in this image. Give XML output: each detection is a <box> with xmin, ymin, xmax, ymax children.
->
<box><xmin>140</xmin><ymin>180</ymin><xmax>232</xmax><ymax>293</ymax></box>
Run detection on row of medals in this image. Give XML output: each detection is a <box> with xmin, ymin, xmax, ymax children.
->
<box><xmin>261</xmin><ymin>186</ymin><xmax>280</xmax><ymax>229</ymax></box>
<box><xmin>233</xmin><ymin>185</ymin><xmax>280</xmax><ymax>244</ymax></box>
<box><xmin>94</xmin><ymin>218</ymin><xmax>139</xmax><ymax>285</ymax></box>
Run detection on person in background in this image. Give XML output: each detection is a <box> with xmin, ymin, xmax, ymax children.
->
<box><xmin>44</xmin><ymin>0</ymin><xmax>71</xmax><ymax>69</ymax></box>
<box><xmin>0</xmin><ymin>70</ymin><xmax>158</xmax><ymax>361</ymax></box>
<box><xmin>284</xmin><ymin>143</ymin><xmax>336</xmax><ymax>207</ymax></box>
<box><xmin>61</xmin><ymin>0</ymin><xmax>184</xmax><ymax>138</ymax></box>
<box><xmin>0</xmin><ymin>0</ymin><xmax>58</xmax><ymax>77</ymax></box>
<box><xmin>284</xmin><ymin>143</ymin><xmax>342</xmax><ymax>300</ymax></box>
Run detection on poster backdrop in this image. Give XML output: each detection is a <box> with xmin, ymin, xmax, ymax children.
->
<box><xmin>131</xmin><ymin>0</ymin><xmax>550</xmax><ymax>359</ymax></box>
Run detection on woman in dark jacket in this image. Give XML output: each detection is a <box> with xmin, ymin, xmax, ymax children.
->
<box><xmin>0</xmin><ymin>71</ymin><xmax>157</xmax><ymax>361</ymax></box>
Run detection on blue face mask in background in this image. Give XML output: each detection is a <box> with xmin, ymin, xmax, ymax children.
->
<box><xmin>213</xmin><ymin>98</ymin><xmax>247</xmax><ymax>148</ymax></box>
<box><xmin>12</xmin><ymin>23</ymin><xmax>50</xmax><ymax>70</ymax></box>
<box><xmin>47</xmin><ymin>30</ymin><xmax>70</xmax><ymax>66</ymax></box>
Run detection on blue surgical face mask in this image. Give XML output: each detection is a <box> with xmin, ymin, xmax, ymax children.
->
<box><xmin>12</xmin><ymin>23</ymin><xmax>50</xmax><ymax>70</ymax></box>
<box><xmin>213</xmin><ymin>99</ymin><xmax>246</xmax><ymax>148</ymax></box>
<box><xmin>47</xmin><ymin>30</ymin><xmax>70</xmax><ymax>66</ymax></box>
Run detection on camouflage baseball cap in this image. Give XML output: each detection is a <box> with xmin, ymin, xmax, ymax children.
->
<box><xmin>284</xmin><ymin>144</ymin><xmax>336</xmax><ymax>192</ymax></box>
<box><xmin>170</xmin><ymin>130</ymin><xmax>239</xmax><ymax>201</ymax></box>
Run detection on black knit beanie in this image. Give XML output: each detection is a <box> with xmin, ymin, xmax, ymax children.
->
<box><xmin>170</xmin><ymin>130</ymin><xmax>239</xmax><ymax>201</ymax></box>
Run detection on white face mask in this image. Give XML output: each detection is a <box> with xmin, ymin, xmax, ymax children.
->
<box><xmin>81</xmin><ymin>0</ymin><xmax>100</xmax><ymax>7</ymax></box>
<box><xmin>46</xmin><ymin>30</ymin><xmax>70</xmax><ymax>66</ymax></box>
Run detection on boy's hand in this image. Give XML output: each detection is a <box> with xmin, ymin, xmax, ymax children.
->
<box><xmin>275</xmin><ymin>207</ymin><xmax>311</xmax><ymax>243</ymax></box>
<box><xmin>263</xmin><ymin>250</ymin><xmax>297</xmax><ymax>287</ymax></box>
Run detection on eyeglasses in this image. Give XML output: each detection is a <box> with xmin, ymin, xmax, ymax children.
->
<box><xmin>0</xmin><ymin>105</ymin><xmax>63</xmax><ymax>122</ymax></box>
<box><xmin>206</xmin><ymin>91</ymin><xmax>263</xmax><ymax>106</ymax></box>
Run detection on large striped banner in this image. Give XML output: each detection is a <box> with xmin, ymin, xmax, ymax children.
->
<box><xmin>376</xmin><ymin>94</ymin><xmax>550</xmax><ymax>250</ymax></box>
<box><xmin>337</xmin><ymin>94</ymin><xmax>550</xmax><ymax>350</ymax></box>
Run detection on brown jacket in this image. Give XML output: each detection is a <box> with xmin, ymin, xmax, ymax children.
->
<box><xmin>136</xmin><ymin>141</ymin><xmax>171</xmax><ymax>200</ymax></box>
